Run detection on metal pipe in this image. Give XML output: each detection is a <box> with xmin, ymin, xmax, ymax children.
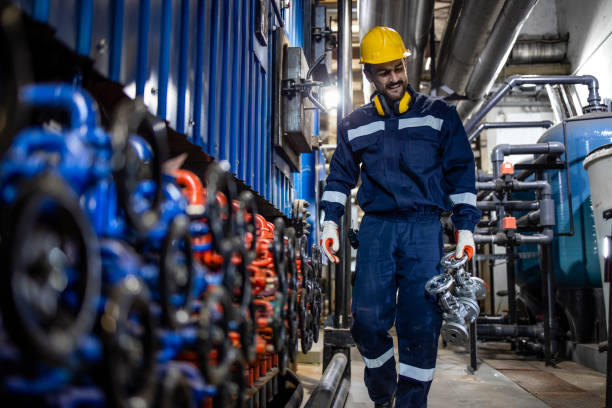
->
<box><xmin>435</xmin><ymin>0</ymin><xmax>505</xmax><ymax>93</ymax></box>
<box><xmin>270</xmin><ymin>0</ymin><xmax>284</xmax><ymax>27</ymax></box>
<box><xmin>474</xmin><ymin>229</ymin><xmax>553</xmax><ymax>245</ymax></box>
<box><xmin>330</xmin><ymin>378</ymin><xmax>350</xmax><ymax>408</ymax></box>
<box><xmin>477</xmin><ymin>201</ymin><xmax>539</xmax><ymax>211</ymax></box>
<box><xmin>336</xmin><ymin>0</ymin><xmax>352</xmax><ymax>330</ymax></box>
<box><xmin>509</xmin><ymin>39</ymin><xmax>568</xmax><ymax>64</ymax></box>
<box><xmin>468</xmin><ymin>120</ymin><xmax>554</xmax><ymax>142</ymax></box>
<box><xmin>490</xmin><ymin>142</ymin><xmax>565</xmax><ymax>178</ymax></box>
<box><xmin>304</xmin><ymin>353</ymin><xmax>348</xmax><ymax>408</ymax></box>
<box><xmin>465</xmin><ymin>75</ymin><xmax>607</xmax><ymax>133</ymax></box>
<box><xmin>284</xmin><ymin>369</ymin><xmax>304</xmax><ymax>408</ymax></box>
<box><xmin>456</xmin><ymin>0</ymin><xmax>539</xmax><ymax>119</ymax></box>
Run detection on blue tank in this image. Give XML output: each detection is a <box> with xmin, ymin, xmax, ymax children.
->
<box><xmin>515</xmin><ymin>113</ymin><xmax>612</xmax><ymax>288</ymax></box>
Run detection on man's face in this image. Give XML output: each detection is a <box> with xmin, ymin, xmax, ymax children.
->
<box><xmin>364</xmin><ymin>59</ymin><xmax>408</xmax><ymax>102</ymax></box>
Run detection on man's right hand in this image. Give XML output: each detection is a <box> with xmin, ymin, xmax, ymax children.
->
<box><xmin>321</xmin><ymin>221</ymin><xmax>340</xmax><ymax>263</ymax></box>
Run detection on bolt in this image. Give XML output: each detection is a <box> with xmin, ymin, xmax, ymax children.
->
<box><xmin>96</xmin><ymin>38</ymin><xmax>108</xmax><ymax>54</ymax></box>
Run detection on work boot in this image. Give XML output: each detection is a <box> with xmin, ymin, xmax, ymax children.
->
<box><xmin>374</xmin><ymin>391</ymin><xmax>395</xmax><ymax>408</ymax></box>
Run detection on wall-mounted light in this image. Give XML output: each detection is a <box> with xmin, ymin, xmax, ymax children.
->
<box><xmin>425</xmin><ymin>57</ymin><xmax>431</xmax><ymax>71</ymax></box>
<box><xmin>322</xmin><ymin>87</ymin><xmax>339</xmax><ymax>110</ymax></box>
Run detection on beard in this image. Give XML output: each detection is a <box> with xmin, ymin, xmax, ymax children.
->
<box><xmin>381</xmin><ymin>80</ymin><xmax>407</xmax><ymax>102</ymax></box>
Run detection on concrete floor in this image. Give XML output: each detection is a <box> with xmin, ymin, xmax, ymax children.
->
<box><xmin>296</xmin><ymin>338</ymin><xmax>606</xmax><ymax>407</ymax></box>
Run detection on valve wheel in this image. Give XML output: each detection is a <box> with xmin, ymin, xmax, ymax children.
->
<box><xmin>235</xmin><ymin>191</ymin><xmax>258</xmax><ymax>262</ymax></box>
<box><xmin>272</xmin><ymin>219</ymin><xmax>287</xmax><ymax>294</ymax></box>
<box><xmin>425</xmin><ymin>274</ymin><xmax>454</xmax><ymax>294</ymax></box>
<box><xmin>0</xmin><ymin>173</ymin><xmax>101</xmax><ymax>365</ymax></box>
<box><xmin>285</xmin><ymin>227</ymin><xmax>298</xmax><ymax>291</ymax></box>
<box><xmin>160</xmin><ymin>215</ymin><xmax>194</xmax><ymax>329</ymax></box>
<box><xmin>110</xmin><ymin>100</ymin><xmax>168</xmax><ymax>234</ymax></box>
<box><xmin>204</xmin><ymin>163</ymin><xmax>237</xmax><ymax>256</ymax></box>
<box><xmin>213</xmin><ymin>358</ymin><xmax>247</xmax><ymax>408</ymax></box>
<box><xmin>154</xmin><ymin>367</ymin><xmax>196</xmax><ymax>408</ymax></box>
<box><xmin>198</xmin><ymin>285</ymin><xmax>239</xmax><ymax>386</ymax></box>
<box><xmin>100</xmin><ymin>276</ymin><xmax>157</xmax><ymax>408</ymax></box>
<box><xmin>440</xmin><ymin>252</ymin><xmax>468</xmax><ymax>270</ymax></box>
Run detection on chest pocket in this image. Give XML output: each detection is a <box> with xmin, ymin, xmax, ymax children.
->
<box><xmin>398</xmin><ymin>117</ymin><xmax>442</xmax><ymax>172</ymax></box>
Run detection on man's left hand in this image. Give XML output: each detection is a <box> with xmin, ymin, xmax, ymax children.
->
<box><xmin>455</xmin><ymin>230</ymin><xmax>475</xmax><ymax>260</ymax></box>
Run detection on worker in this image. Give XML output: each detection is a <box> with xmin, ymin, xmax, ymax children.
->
<box><xmin>320</xmin><ymin>26</ymin><xmax>481</xmax><ymax>407</ymax></box>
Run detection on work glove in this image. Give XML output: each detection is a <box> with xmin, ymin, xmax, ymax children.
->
<box><xmin>321</xmin><ymin>221</ymin><xmax>340</xmax><ymax>264</ymax></box>
<box><xmin>455</xmin><ymin>230</ymin><xmax>475</xmax><ymax>260</ymax></box>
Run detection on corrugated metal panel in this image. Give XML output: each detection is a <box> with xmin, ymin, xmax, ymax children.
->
<box><xmin>14</xmin><ymin>0</ymin><xmax>316</xmax><ymax>216</ymax></box>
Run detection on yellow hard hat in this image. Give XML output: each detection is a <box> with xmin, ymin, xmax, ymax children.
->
<box><xmin>360</xmin><ymin>26</ymin><xmax>410</xmax><ymax>64</ymax></box>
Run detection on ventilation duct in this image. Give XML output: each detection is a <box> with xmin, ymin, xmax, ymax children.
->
<box><xmin>435</xmin><ymin>0</ymin><xmax>506</xmax><ymax>94</ymax></box>
<box><xmin>456</xmin><ymin>0</ymin><xmax>540</xmax><ymax>119</ymax></box>
<box><xmin>359</xmin><ymin>0</ymin><xmax>435</xmax><ymax>92</ymax></box>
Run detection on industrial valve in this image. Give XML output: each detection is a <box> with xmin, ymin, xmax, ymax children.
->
<box><xmin>425</xmin><ymin>252</ymin><xmax>487</xmax><ymax>346</ymax></box>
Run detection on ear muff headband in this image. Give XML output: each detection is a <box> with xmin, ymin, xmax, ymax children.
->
<box><xmin>372</xmin><ymin>91</ymin><xmax>412</xmax><ymax>117</ymax></box>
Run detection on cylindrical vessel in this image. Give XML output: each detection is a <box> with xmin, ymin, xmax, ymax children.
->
<box><xmin>515</xmin><ymin>113</ymin><xmax>612</xmax><ymax>288</ymax></box>
<box><xmin>583</xmin><ymin>143</ymin><xmax>612</xmax><ymax>323</ymax></box>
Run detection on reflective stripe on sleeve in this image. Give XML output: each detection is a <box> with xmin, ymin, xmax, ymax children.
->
<box><xmin>398</xmin><ymin>115</ymin><xmax>443</xmax><ymax>131</ymax></box>
<box><xmin>398</xmin><ymin>363</ymin><xmax>435</xmax><ymax>382</ymax></box>
<box><xmin>322</xmin><ymin>190</ymin><xmax>347</xmax><ymax>206</ymax></box>
<box><xmin>347</xmin><ymin>121</ymin><xmax>385</xmax><ymax>142</ymax></box>
<box><xmin>450</xmin><ymin>192</ymin><xmax>477</xmax><ymax>207</ymax></box>
<box><xmin>362</xmin><ymin>348</ymin><xmax>394</xmax><ymax>369</ymax></box>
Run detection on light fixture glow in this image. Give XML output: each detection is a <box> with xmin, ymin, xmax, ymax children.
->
<box><xmin>604</xmin><ymin>235</ymin><xmax>611</xmax><ymax>259</ymax></box>
<box><xmin>322</xmin><ymin>87</ymin><xmax>339</xmax><ymax>110</ymax></box>
<box><xmin>425</xmin><ymin>57</ymin><xmax>431</xmax><ymax>71</ymax></box>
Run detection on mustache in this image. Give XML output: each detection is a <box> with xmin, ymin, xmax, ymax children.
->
<box><xmin>387</xmin><ymin>81</ymin><xmax>404</xmax><ymax>89</ymax></box>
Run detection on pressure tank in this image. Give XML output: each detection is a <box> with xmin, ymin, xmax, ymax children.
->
<box><xmin>583</xmin><ymin>143</ymin><xmax>612</xmax><ymax>322</ymax></box>
<box><xmin>515</xmin><ymin>113</ymin><xmax>612</xmax><ymax>288</ymax></box>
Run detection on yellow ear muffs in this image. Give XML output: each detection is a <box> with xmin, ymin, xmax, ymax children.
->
<box><xmin>397</xmin><ymin>91</ymin><xmax>411</xmax><ymax>114</ymax></box>
<box><xmin>372</xmin><ymin>91</ymin><xmax>412</xmax><ymax>117</ymax></box>
<box><xmin>373</xmin><ymin>94</ymin><xmax>386</xmax><ymax>116</ymax></box>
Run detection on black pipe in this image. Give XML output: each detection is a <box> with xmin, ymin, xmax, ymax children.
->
<box><xmin>468</xmin><ymin>120</ymin><xmax>554</xmax><ymax>142</ymax></box>
<box><xmin>507</xmin><ymin>246</ymin><xmax>517</xmax><ymax>327</ymax></box>
<box><xmin>465</xmin><ymin>74</ymin><xmax>607</xmax><ymax>133</ymax></box>
<box><xmin>517</xmin><ymin>210</ymin><xmax>540</xmax><ymax>227</ymax></box>
<box><xmin>476</xmin><ymin>324</ymin><xmax>545</xmax><ymax>339</ymax></box>
<box><xmin>477</xmin><ymin>315</ymin><xmax>508</xmax><ymax>325</ymax></box>
<box><xmin>330</xmin><ymin>378</ymin><xmax>350</xmax><ymax>408</ymax></box>
<box><xmin>515</xmin><ymin>154</ymin><xmax>563</xmax><ymax>181</ymax></box>
<box><xmin>304</xmin><ymin>353</ymin><xmax>348</xmax><ymax>408</ymax></box>
<box><xmin>541</xmin><ymin>242</ymin><xmax>557</xmax><ymax>365</ymax></box>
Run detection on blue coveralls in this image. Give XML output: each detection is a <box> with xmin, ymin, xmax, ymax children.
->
<box><xmin>321</xmin><ymin>86</ymin><xmax>480</xmax><ymax>407</ymax></box>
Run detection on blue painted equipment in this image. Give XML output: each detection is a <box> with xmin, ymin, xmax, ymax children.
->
<box><xmin>516</xmin><ymin>113</ymin><xmax>612</xmax><ymax>288</ymax></box>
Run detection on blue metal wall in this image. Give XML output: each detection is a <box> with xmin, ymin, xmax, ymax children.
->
<box><xmin>13</xmin><ymin>0</ymin><xmax>313</xmax><ymax>216</ymax></box>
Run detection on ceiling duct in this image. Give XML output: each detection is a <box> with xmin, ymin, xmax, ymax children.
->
<box><xmin>508</xmin><ymin>38</ymin><xmax>568</xmax><ymax>65</ymax></box>
<box><xmin>456</xmin><ymin>0</ymin><xmax>539</xmax><ymax>119</ymax></box>
<box><xmin>359</xmin><ymin>0</ymin><xmax>435</xmax><ymax>91</ymax></box>
<box><xmin>435</xmin><ymin>0</ymin><xmax>505</xmax><ymax>95</ymax></box>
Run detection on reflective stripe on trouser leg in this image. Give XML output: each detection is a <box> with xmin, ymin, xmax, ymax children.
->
<box><xmin>350</xmin><ymin>215</ymin><xmax>398</xmax><ymax>405</ymax></box>
<box><xmin>395</xmin><ymin>217</ymin><xmax>443</xmax><ymax>408</ymax></box>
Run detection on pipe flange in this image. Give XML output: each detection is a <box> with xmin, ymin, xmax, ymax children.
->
<box><xmin>441</xmin><ymin>321</ymin><xmax>469</xmax><ymax>347</ymax></box>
